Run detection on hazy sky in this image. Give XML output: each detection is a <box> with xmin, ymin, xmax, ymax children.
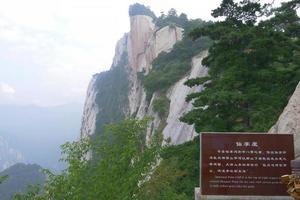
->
<box><xmin>0</xmin><ymin>0</ymin><xmax>288</xmax><ymax>106</ymax></box>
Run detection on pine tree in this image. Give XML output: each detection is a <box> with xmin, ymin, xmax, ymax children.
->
<box><xmin>181</xmin><ymin>0</ymin><xmax>300</xmax><ymax>132</ymax></box>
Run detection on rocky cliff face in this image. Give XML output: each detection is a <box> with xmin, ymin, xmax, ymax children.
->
<box><xmin>80</xmin><ymin>13</ymin><xmax>205</xmax><ymax>145</ymax></box>
<box><xmin>269</xmin><ymin>82</ymin><xmax>300</xmax><ymax>158</ymax></box>
<box><xmin>127</xmin><ymin>15</ymin><xmax>184</xmax><ymax>117</ymax></box>
<box><xmin>81</xmin><ymin>34</ymin><xmax>130</xmax><ymax>139</ymax></box>
<box><xmin>163</xmin><ymin>51</ymin><xmax>208</xmax><ymax>144</ymax></box>
<box><xmin>128</xmin><ymin>15</ymin><xmax>155</xmax><ymax>73</ymax></box>
<box><xmin>80</xmin><ymin>75</ymin><xmax>99</xmax><ymax>138</ymax></box>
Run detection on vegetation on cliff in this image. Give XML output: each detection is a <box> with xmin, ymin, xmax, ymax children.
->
<box><xmin>137</xmin><ymin>137</ymin><xmax>199</xmax><ymax>200</ymax></box>
<box><xmin>155</xmin><ymin>8</ymin><xmax>188</xmax><ymax>29</ymax></box>
<box><xmin>94</xmin><ymin>52</ymin><xmax>130</xmax><ymax>135</ymax></box>
<box><xmin>142</xmin><ymin>16</ymin><xmax>213</xmax><ymax>99</ymax></box>
<box><xmin>153</xmin><ymin>95</ymin><xmax>170</xmax><ymax>118</ymax></box>
<box><xmin>129</xmin><ymin>3</ymin><xmax>156</xmax><ymax>19</ymax></box>
<box><xmin>181</xmin><ymin>0</ymin><xmax>300</xmax><ymax>133</ymax></box>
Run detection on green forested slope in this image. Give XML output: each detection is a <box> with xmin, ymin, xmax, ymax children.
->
<box><xmin>0</xmin><ymin>163</ymin><xmax>45</xmax><ymax>200</ymax></box>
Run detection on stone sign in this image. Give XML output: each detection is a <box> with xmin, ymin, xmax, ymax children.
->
<box><xmin>201</xmin><ymin>132</ymin><xmax>294</xmax><ymax>196</ymax></box>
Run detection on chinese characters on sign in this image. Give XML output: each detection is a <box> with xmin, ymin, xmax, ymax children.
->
<box><xmin>201</xmin><ymin>133</ymin><xmax>294</xmax><ymax>196</ymax></box>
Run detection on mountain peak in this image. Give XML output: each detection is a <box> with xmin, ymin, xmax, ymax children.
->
<box><xmin>129</xmin><ymin>3</ymin><xmax>156</xmax><ymax>19</ymax></box>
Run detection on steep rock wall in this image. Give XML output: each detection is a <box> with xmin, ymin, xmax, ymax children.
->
<box><xmin>81</xmin><ymin>34</ymin><xmax>129</xmax><ymax>138</ymax></box>
<box><xmin>128</xmin><ymin>15</ymin><xmax>155</xmax><ymax>72</ymax></box>
<box><xmin>127</xmin><ymin>23</ymin><xmax>185</xmax><ymax>144</ymax></box>
<box><xmin>80</xmin><ymin>75</ymin><xmax>99</xmax><ymax>138</ymax></box>
<box><xmin>80</xmin><ymin>13</ymin><xmax>203</xmax><ymax>146</ymax></box>
<box><xmin>163</xmin><ymin>51</ymin><xmax>208</xmax><ymax>145</ymax></box>
<box><xmin>81</xmin><ymin>31</ymin><xmax>130</xmax><ymax>137</ymax></box>
<box><xmin>269</xmin><ymin>82</ymin><xmax>300</xmax><ymax>158</ymax></box>
<box><xmin>127</xmin><ymin>15</ymin><xmax>154</xmax><ymax>116</ymax></box>
<box><xmin>112</xmin><ymin>33</ymin><xmax>129</xmax><ymax>68</ymax></box>
<box><xmin>127</xmin><ymin>16</ymin><xmax>184</xmax><ymax>116</ymax></box>
<box><xmin>132</xmin><ymin>52</ymin><xmax>209</xmax><ymax>145</ymax></box>
<box><xmin>154</xmin><ymin>26</ymin><xmax>183</xmax><ymax>58</ymax></box>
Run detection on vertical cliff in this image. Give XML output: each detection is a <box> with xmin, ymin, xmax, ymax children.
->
<box><xmin>163</xmin><ymin>51</ymin><xmax>208</xmax><ymax>144</ymax></box>
<box><xmin>80</xmin><ymin>75</ymin><xmax>99</xmax><ymax>138</ymax></box>
<box><xmin>80</xmin><ymin>31</ymin><xmax>130</xmax><ymax>139</ymax></box>
<box><xmin>80</xmin><ymin>7</ymin><xmax>209</xmax><ymax>145</ymax></box>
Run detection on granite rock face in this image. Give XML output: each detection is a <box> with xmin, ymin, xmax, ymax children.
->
<box><xmin>80</xmin><ymin>14</ymin><xmax>184</xmax><ymax>140</ymax></box>
<box><xmin>127</xmin><ymin>16</ymin><xmax>184</xmax><ymax>116</ymax></box>
<box><xmin>80</xmin><ymin>75</ymin><xmax>100</xmax><ymax>138</ymax></box>
<box><xmin>163</xmin><ymin>51</ymin><xmax>208</xmax><ymax>144</ymax></box>
<box><xmin>269</xmin><ymin>82</ymin><xmax>300</xmax><ymax>158</ymax></box>
<box><xmin>80</xmin><ymin>13</ymin><xmax>206</xmax><ymax>145</ymax></box>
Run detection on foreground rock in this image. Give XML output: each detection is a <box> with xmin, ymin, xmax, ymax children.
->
<box><xmin>269</xmin><ymin>82</ymin><xmax>300</xmax><ymax>158</ymax></box>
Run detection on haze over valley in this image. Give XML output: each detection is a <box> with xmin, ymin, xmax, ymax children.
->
<box><xmin>0</xmin><ymin>103</ymin><xmax>81</xmax><ymax>171</ymax></box>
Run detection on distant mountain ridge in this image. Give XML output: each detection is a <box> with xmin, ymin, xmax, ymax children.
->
<box><xmin>0</xmin><ymin>163</ymin><xmax>46</xmax><ymax>200</ymax></box>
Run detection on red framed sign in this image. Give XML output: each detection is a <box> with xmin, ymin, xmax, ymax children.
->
<box><xmin>201</xmin><ymin>133</ymin><xmax>294</xmax><ymax>196</ymax></box>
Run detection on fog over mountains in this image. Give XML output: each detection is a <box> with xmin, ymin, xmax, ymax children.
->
<box><xmin>0</xmin><ymin>136</ymin><xmax>25</xmax><ymax>171</ymax></box>
<box><xmin>0</xmin><ymin>103</ymin><xmax>82</xmax><ymax>171</ymax></box>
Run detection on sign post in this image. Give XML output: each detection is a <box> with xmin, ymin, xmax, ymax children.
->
<box><xmin>196</xmin><ymin>132</ymin><xmax>294</xmax><ymax>200</ymax></box>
